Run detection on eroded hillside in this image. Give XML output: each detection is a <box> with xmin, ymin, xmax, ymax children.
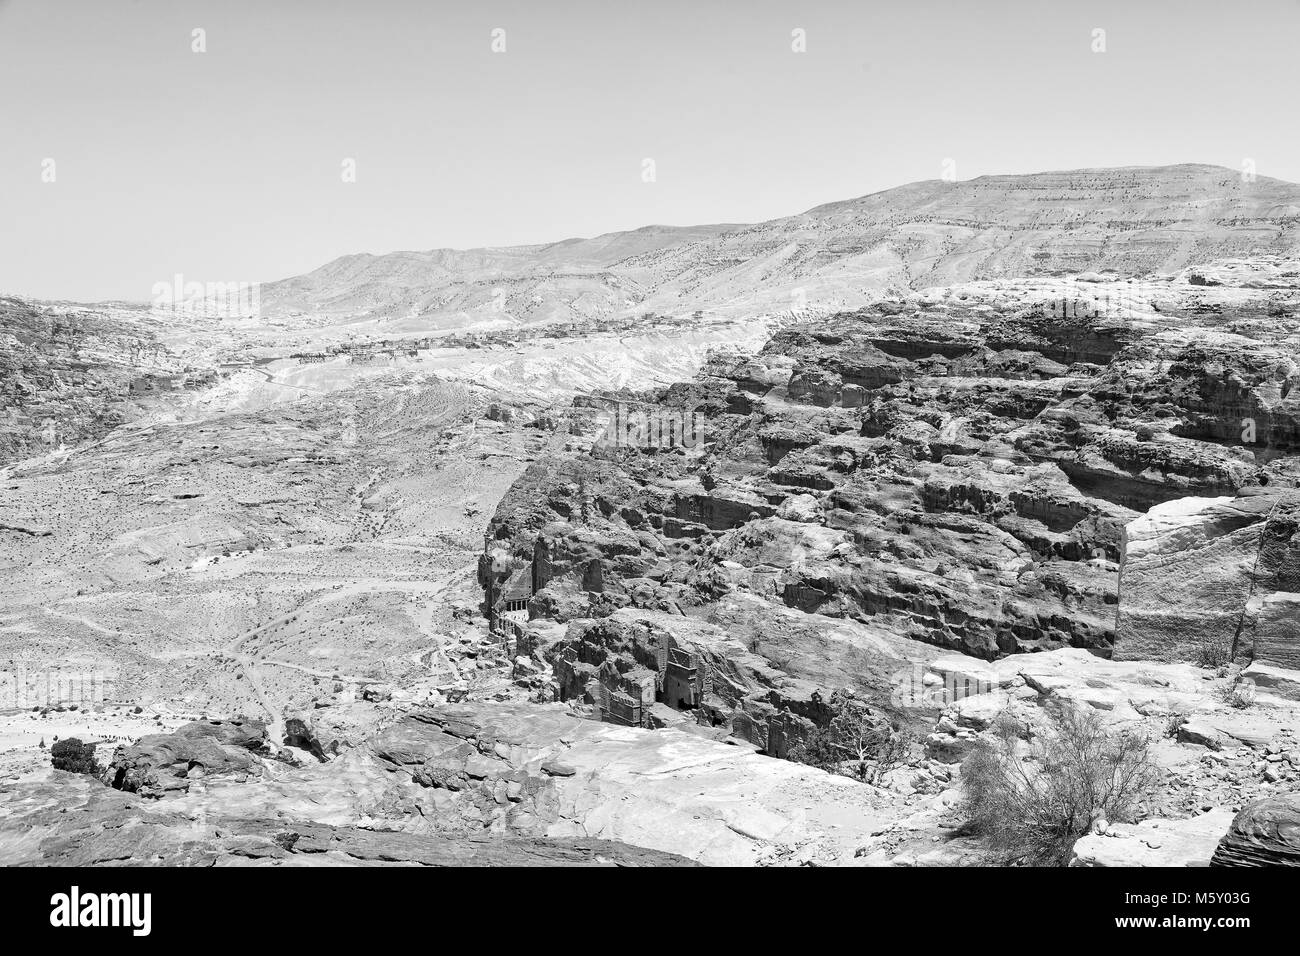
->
<box><xmin>259</xmin><ymin>165</ymin><xmax>1300</xmax><ymax>328</ymax></box>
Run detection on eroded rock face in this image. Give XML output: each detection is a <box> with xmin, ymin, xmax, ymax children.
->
<box><xmin>1211</xmin><ymin>794</ymin><xmax>1300</xmax><ymax>866</ymax></box>
<box><xmin>1</xmin><ymin>698</ymin><xmax>924</xmax><ymax>867</ymax></box>
<box><xmin>365</xmin><ymin>702</ymin><xmax>908</xmax><ymax>865</ymax></box>
<box><xmin>541</xmin><ymin>608</ymin><xmax>830</xmax><ymax>756</ymax></box>
<box><xmin>5</xmin><ymin>645</ymin><xmax>1297</xmax><ymax>867</ymax></box>
<box><xmin>1116</xmin><ymin>487</ymin><xmax>1300</xmax><ymax>664</ymax></box>
<box><xmin>283</xmin><ymin>717</ymin><xmax>331</xmax><ymax>762</ymax></box>
<box><xmin>481</xmin><ymin>263</ymin><xmax>1300</xmax><ymax>668</ymax></box>
<box><xmin>0</xmin><ymin>769</ymin><xmax>693</xmax><ymax>867</ymax></box>
<box><xmin>100</xmin><ymin>717</ymin><xmax>270</xmax><ymax>798</ymax></box>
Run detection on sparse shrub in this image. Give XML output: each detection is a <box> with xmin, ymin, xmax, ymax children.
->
<box><xmin>790</xmin><ymin>694</ymin><xmax>914</xmax><ymax>785</ymax></box>
<box><xmin>960</xmin><ymin>704</ymin><xmax>1159</xmax><ymax>866</ymax></box>
<box><xmin>50</xmin><ymin>737</ymin><xmax>98</xmax><ymax>775</ymax></box>
<box><xmin>1215</xmin><ymin>679</ymin><xmax>1256</xmax><ymax>709</ymax></box>
<box><xmin>1195</xmin><ymin>638</ymin><xmax>1232</xmax><ymax>670</ymax></box>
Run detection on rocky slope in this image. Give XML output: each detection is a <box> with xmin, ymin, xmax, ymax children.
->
<box><xmin>5</xmin><ymin>642</ymin><xmax>1297</xmax><ymax>867</ymax></box>
<box><xmin>0</xmin><ymin>297</ymin><xmax>219</xmax><ymax>465</ymax></box>
<box><xmin>480</xmin><ymin>258</ymin><xmax>1300</xmax><ymax>674</ymax></box>
<box><xmin>258</xmin><ymin>223</ymin><xmax>739</xmax><ymax>330</ymax></box>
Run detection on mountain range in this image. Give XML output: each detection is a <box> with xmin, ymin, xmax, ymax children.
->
<box><xmin>258</xmin><ymin>164</ymin><xmax>1300</xmax><ymax>329</ymax></box>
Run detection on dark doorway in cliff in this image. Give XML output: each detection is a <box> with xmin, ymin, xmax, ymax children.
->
<box><xmin>582</xmin><ymin>559</ymin><xmax>604</xmax><ymax>593</ymax></box>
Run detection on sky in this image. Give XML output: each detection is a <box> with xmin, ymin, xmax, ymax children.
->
<box><xmin>1</xmin><ymin>0</ymin><xmax>1298</xmax><ymax>302</ymax></box>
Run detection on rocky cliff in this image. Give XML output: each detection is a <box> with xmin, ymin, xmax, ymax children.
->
<box><xmin>1116</xmin><ymin>489</ymin><xmax>1300</xmax><ymax>665</ymax></box>
<box><xmin>482</xmin><ymin>259</ymin><xmax>1300</xmax><ymax>676</ymax></box>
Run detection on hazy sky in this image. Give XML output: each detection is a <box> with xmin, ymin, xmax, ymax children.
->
<box><xmin>2</xmin><ymin>0</ymin><xmax>1298</xmax><ymax>301</ymax></box>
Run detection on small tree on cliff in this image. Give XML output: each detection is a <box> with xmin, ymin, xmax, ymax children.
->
<box><xmin>791</xmin><ymin>694</ymin><xmax>913</xmax><ymax>785</ymax></box>
<box><xmin>960</xmin><ymin>704</ymin><xmax>1158</xmax><ymax>866</ymax></box>
<box><xmin>50</xmin><ymin>737</ymin><xmax>98</xmax><ymax>775</ymax></box>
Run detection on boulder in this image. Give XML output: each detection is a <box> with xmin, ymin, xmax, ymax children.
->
<box><xmin>1211</xmin><ymin>794</ymin><xmax>1300</xmax><ymax>866</ymax></box>
<box><xmin>283</xmin><ymin>717</ymin><xmax>330</xmax><ymax>763</ymax></box>
<box><xmin>101</xmin><ymin>718</ymin><xmax>268</xmax><ymax>798</ymax></box>
<box><xmin>1071</xmin><ymin>809</ymin><xmax>1235</xmax><ymax>866</ymax></box>
<box><xmin>1243</xmin><ymin>661</ymin><xmax>1300</xmax><ymax>701</ymax></box>
<box><xmin>776</xmin><ymin>493</ymin><xmax>821</xmax><ymax>523</ymax></box>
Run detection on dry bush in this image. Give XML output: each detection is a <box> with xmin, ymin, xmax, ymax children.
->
<box><xmin>1195</xmin><ymin>638</ymin><xmax>1233</xmax><ymax>670</ymax></box>
<box><xmin>1215</xmin><ymin>679</ymin><xmax>1256</xmax><ymax>709</ymax></box>
<box><xmin>960</xmin><ymin>704</ymin><xmax>1159</xmax><ymax>866</ymax></box>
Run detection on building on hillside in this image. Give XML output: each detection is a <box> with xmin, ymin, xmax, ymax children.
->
<box><xmin>605</xmin><ymin>689</ymin><xmax>643</xmax><ymax>727</ymax></box>
<box><xmin>495</xmin><ymin>569</ymin><xmax>531</xmax><ymax>618</ymax></box>
<box><xmin>661</xmin><ymin>646</ymin><xmax>701</xmax><ymax>710</ymax></box>
<box><xmin>481</xmin><ymin>532</ymin><xmax>534</xmax><ymax>637</ymax></box>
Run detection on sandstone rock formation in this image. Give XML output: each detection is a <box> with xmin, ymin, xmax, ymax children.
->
<box><xmin>0</xmin><ymin>768</ymin><xmax>694</xmax><ymax>867</ymax></box>
<box><xmin>364</xmin><ymin>702</ymin><xmax>907</xmax><ymax>865</ymax></box>
<box><xmin>101</xmin><ymin>717</ymin><xmax>270</xmax><ymax>798</ymax></box>
<box><xmin>1116</xmin><ymin>488</ymin><xmax>1300</xmax><ymax>664</ymax></box>
<box><xmin>482</xmin><ymin>258</ymin><xmax>1300</xmax><ymax>674</ymax></box>
<box><xmin>1211</xmin><ymin>793</ymin><xmax>1300</xmax><ymax>866</ymax></box>
<box><xmin>1070</xmin><ymin>809</ymin><xmax>1237</xmax><ymax>867</ymax></box>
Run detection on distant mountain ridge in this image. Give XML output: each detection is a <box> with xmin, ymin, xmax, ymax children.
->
<box><xmin>259</xmin><ymin>164</ymin><xmax>1300</xmax><ymax>329</ymax></box>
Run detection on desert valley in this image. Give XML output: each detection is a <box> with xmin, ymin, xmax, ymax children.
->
<box><xmin>2</xmin><ymin>164</ymin><xmax>1299</xmax><ymax>868</ymax></box>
